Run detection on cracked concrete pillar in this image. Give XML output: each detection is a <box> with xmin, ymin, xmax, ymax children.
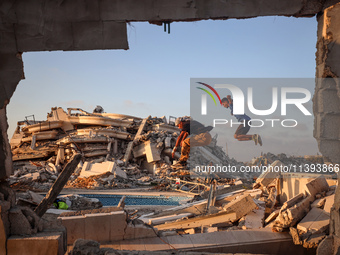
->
<box><xmin>314</xmin><ymin>3</ymin><xmax>340</xmax><ymax>253</ymax></box>
<box><xmin>0</xmin><ymin>52</ymin><xmax>24</xmax><ymax>180</ymax></box>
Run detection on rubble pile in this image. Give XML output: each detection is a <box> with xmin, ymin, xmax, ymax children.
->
<box><xmin>0</xmin><ymin>182</ymin><xmax>66</xmax><ymax>241</ymax></box>
<box><xmin>249</xmin><ymin>152</ymin><xmax>324</xmax><ymax>167</ymax></box>
<box><xmin>9</xmin><ymin>107</ymin><xmax>242</xmax><ymax>192</ymax></box>
<box><xmin>134</xmin><ymin>160</ymin><xmax>337</xmax><ymax>251</ymax></box>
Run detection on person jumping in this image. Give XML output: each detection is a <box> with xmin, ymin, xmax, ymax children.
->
<box><xmin>221</xmin><ymin>95</ymin><xmax>262</xmax><ymax>146</ymax></box>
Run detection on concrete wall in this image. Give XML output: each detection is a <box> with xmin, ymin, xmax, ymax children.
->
<box><xmin>1</xmin><ymin>1</ymin><xmax>340</xmax><ymax>252</ymax></box>
<box><xmin>314</xmin><ymin>3</ymin><xmax>340</xmax><ymax>253</ymax></box>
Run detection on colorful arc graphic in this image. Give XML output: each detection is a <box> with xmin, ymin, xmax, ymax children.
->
<box><xmin>196</xmin><ymin>82</ymin><xmax>222</xmax><ymax>105</ymax></box>
<box><xmin>197</xmin><ymin>87</ymin><xmax>217</xmax><ymax>105</ymax></box>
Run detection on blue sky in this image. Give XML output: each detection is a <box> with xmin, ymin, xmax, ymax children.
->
<box><xmin>7</xmin><ymin>16</ymin><xmax>319</xmax><ymax>161</ymax></box>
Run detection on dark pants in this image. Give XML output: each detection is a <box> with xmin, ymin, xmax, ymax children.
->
<box><xmin>235</xmin><ymin>120</ymin><xmax>250</xmax><ymax>136</ymax></box>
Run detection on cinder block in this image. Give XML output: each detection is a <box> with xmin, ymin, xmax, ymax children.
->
<box><xmin>7</xmin><ymin>232</ymin><xmax>64</xmax><ymax>255</ymax></box>
<box><xmin>59</xmin><ymin>215</ymin><xmax>85</xmax><ymax>245</ymax></box>
<box><xmin>145</xmin><ymin>141</ymin><xmax>161</xmax><ymax>163</ymax></box>
<box><xmin>85</xmin><ymin>213</ymin><xmax>111</xmax><ymax>243</ymax></box>
<box><xmin>110</xmin><ymin>211</ymin><xmax>127</xmax><ymax>241</ymax></box>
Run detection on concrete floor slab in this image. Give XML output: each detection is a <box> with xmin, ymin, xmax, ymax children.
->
<box><xmin>143</xmin><ymin>236</ymin><xmax>172</xmax><ymax>251</ymax></box>
<box><xmin>189</xmin><ymin>231</ymin><xmax>232</xmax><ymax>248</ymax></box>
<box><xmin>120</xmin><ymin>237</ymin><xmax>146</xmax><ymax>251</ymax></box>
<box><xmin>165</xmin><ymin>234</ymin><xmax>194</xmax><ymax>249</ymax></box>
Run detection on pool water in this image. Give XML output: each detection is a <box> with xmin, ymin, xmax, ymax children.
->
<box><xmin>80</xmin><ymin>194</ymin><xmax>190</xmax><ymax>206</ymax></box>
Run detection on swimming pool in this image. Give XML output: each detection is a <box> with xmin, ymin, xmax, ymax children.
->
<box><xmin>80</xmin><ymin>194</ymin><xmax>190</xmax><ymax>206</ymax></box>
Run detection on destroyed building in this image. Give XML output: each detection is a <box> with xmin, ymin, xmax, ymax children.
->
<box><xmin>1</xmin><ymin>1</ymin><xmax>340</xmax><ymax>255</ymax></box>
<box><xmin>9</xmin><ymin>107</ymin><xmax>239</xmax><ymax>192</ymax></box>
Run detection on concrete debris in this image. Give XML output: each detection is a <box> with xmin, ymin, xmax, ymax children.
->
<box><xmin>323</xmin><ymin>194</ymin><xmax>335</xmax><ymax>213</ymax></box>
<box><xmin>305</xmin><ymin>175</ymin><xmax>330</xmax><ymax>198</ymax></box>
<box><xmin>9</xmin><ymin>107</ymin><xmax>256</xmax><ymax>194</ymax></box>
<box><xmin>254</xmin><ymin>160</ymin><xmax>282</xmax><ymax>188</ymax></box>
<box><xmin>4</xmin><ymin>107</ymin><xmax>339</xmax><ymax>253</ymax></box>
<box><xmin>58</xmin><ymin>194</ymin><xmax>102</xmax><ymax>211</ymax></box>
<box><xmin>129</xmin><ymin>172</ymin><xmax>335</xmax><ymax>251</ymax></box>
<box><xmin>311</xmin><ymin>197</ymin><xmax>326</xmax><ymax>209</ymax></box>
<box><xmin>222</xmin><ymin>194</ymin><xmax>258</xmax><ymax>220</ymax></box>
<box><xmin>297</xmin><ymin>207</ymin><xmax>330</xmax><ymax>234</ymax></box>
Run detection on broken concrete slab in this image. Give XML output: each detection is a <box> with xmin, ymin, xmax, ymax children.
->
<box><xmin>109</xmin><ymin>229</ymin><xmax>304</xmax><ymax>254</ymax></box>
<box><xmin>255</xmin><ymin>160</ymin><xmax>282</xmax><ymax>188</ymax></box>
<box><xmin>144</xmin><ymin>213</ymin><xmax>194</xmax><ymax>225</ymax></box>
<box><xmin>312</xmin><ymin>197</ymin><xmax>326</xmax><ymax>209</ymax></box>
<box><xmin>124</xmin><ymin>116</ymin><xmax>150</xmax><ymax>165</ymax></box>
<box><xmin>21</xmin><ymin>120</ymin><xmax>64</xmax><ymax>133</ymax></box>
<box><xmin>297</xmin><ymin>207</ymin><xmax>330</xmax><ymax>234</ymax></box>
<box><xmin>265</xmin><ymin>210</ymin><xmax>279</xmax><ymax>224</ymax></box>
<box><xmin>323</xmin><ymin>194</ymin><xmax>335</xmax><ymax>213</ymax></box>
<box><xmin>75</xmin><ymin>128</ymin><xmax>131</xmax><ymax>140</ymax></box>
<box><xmin>281</xmin><ymin>193</ymin><xmax>304</xmax><ymax>211</ymax></box>
<box><xmin>244</xmin><ymin>206</ymin><xmax>265</xmax><ymax>229</ymax></box>
<box><xmin>279</xmin><ymin>173</ymin><xmax>333</xmax><ymax>204</ymax></box>
<box><xmin>223</xmin><ymin>194</ymin><xmax>258</xmax><ymax>220</ymax></box>
<box><xmin>146</xmin><ymin>199</ymin><xmax>209</xmax><ymax>218</ymax></box>
<box><xmin>274</xmin><ymin>195</ymin><xmax>313</xmax><ymax>230</ymax></box>
<box><xmin>21</xmin><ymin>130</ymin><xmax>58</xmax><ymax>143</ymax></box>
<box><xmin>145</xmin><ymin>140</ymin><xmax>161</xmax><ymax>163</ymax></box>
<box><xmin>80</xmin><ymin>161</ymin><xmax>116</xmax><ymax>178</ymax></box>
<box><xmin>154</xmin><ymin>211</ymin><xmax>237</xmax><ymax>231</ymax></box>
<box><xmin>132</xmin><ymin>140</ymin><xmax>161</xmax><ymax>163</ymax></box>
<box><xmin>303</xmin><ymin>232</ymin><xmax>327</xmax><ymax>249</ymax></box>
<box><xmin>306</xmin><ymin>175</ymin><xmax>330</xmax><ymax>198</ymax></box>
